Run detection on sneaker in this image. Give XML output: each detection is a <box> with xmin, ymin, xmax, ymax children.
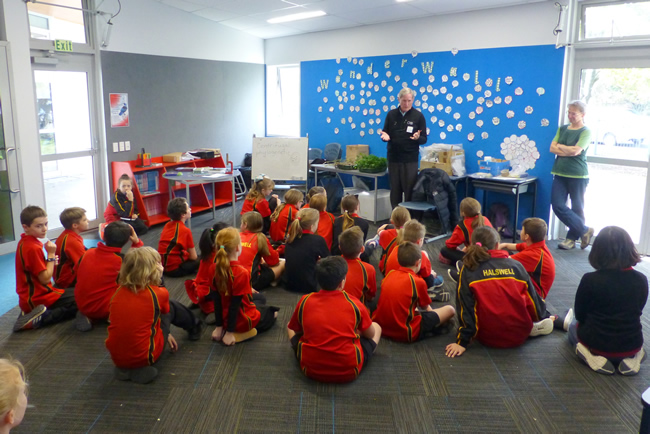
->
<box><xmin>618</xmin><ymin>349</ymin><xmax>646</xmax><ymax>376</ymax></box>
<box><xmin>447</xmin><ymin>268</ymin><xmax>458</xmax><ymax>284</ymax></box>
<box><xmin>128</xmin><ymin>366</ymin><xmax>159</xmax><ymax>384</ymax></box>
<box><xmin>455</xmin><ymin>260</ymin><xmax>463</xmax><ymax>273</ymax></box>
<box><xmin>188</xmin><ymin>319</ymin><xmax>205</xmax><ymax>341</ymax></box>
<box><xmin>430</xmin><ymin>291</ymin><xmax>451</xmax><ymax>302</ymax></box>
<box><xmin>233</xmin><ymin>328</ymin><xmax>258</xmax><ymax>343</ymax></box>
<box><xmin>438</xmin><ymin>252</ymin><xmax>452</xmax><ymax>265</ymax></box>
<box><xmin>114</xmin><ymin>367</ymin><xmax>131</xmax><ymax>381</ymax></box>
<box><xmin>563</xmin><ymin>308</ymin><xmax>574</xmax><ymax>332</ymax></box>
<box><xmin>75</xmin><ymin>311</ymin><xmax>93</xmax><ymax>332</ymax></box>
<box><xmin>558</xmin><ymin>239</ymin><xmax>576</xmax><ymax>250</ymax></box>
<box><xmin>580</xmin><ymin>227</ymin><xmax>594</xmax><ymax>250</ymax></box>
<box><xmin>431</xmin><ymin>275</ymin><xmax>444</xmax><ymax>289</ymax></box>
<box><xmin>13</xmin><ymin>305</ymin><xmax>47</xmax><ymax>332</ymax></box>
<box><xmin>576</xmin><ymin>343</ymin><xmax>615</xmax><ymax>375</ymax></box>
<box><xmin>529</xmin><ymin>318</ymin><xmax>553</xmax><ymax>337</ymax></box>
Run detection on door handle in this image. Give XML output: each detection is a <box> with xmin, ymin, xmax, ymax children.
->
<box><xmin>3</xmin><ymin>147</ymin><xmax>20</xmax><ymax>193</ymax></box>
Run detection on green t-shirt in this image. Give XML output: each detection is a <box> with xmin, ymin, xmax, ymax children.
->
<box><xmin>551</xmin><ymin>125</ymin><xmax>591</xmax><ymax>178</ymax></box>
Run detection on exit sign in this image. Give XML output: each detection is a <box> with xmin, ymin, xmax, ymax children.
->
<box><xmin>54</xmin><ymin>40</ymin><xmax>73</xmax><ymax>52</ymax></box>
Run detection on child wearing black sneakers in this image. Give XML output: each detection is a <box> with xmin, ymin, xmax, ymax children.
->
<box><xmin>569</xmin><ymin>226</ymin><xmax>648</xmax><ymax>376</ymax></box>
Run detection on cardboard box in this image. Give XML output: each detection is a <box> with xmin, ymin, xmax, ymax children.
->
<box><xmin>419</xmin><ymin>149</ymin><xmax>465</xmax><ymax>175</ymax></box>
<box><xmin>163</xmin><ymin>152</ymin><xmax>182</xmax><ymax>163</ymax></box>
<box><xmin>346</xmin><ymin>144</ymin><xmax>369</xmax><ymax>162</ymax></box>
<box><xmin>358</xmin><ymin>189</ymin><xmax>392</xmax><ymax>221</ymax></box>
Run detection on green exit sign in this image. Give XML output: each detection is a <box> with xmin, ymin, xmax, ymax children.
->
<box><xmin>54</xmin><ymin>39</ymin><xmax>73</xmax><ymax>52</ymax></box>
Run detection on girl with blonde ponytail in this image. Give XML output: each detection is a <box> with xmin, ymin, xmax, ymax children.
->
<box><xmin>239</xmin><ymin>211</ymin><xmax>285</xmax><ymax>290</ymax></box>
<box><xmin>439</xmin><ymin>197</ymin><xmax>494</xmax><ymax>265</ymax></box>
<box><xmin>270</xmin><ymin>189</ymin><xmax>304</xmax><ymax>243</ymax></box>
<box><xmin>241</xmin><ymin>175</ymin><xmax>278</xmax><ymax>234</ymax></box>
<box><xmin>284</xmin><ymin>208</ymin><xmax>330</xmax><ymax>293</ymax></box>
<box><xmin>211</xmin><ymin>228</ymin><xmax>279</xmax><ymax>346</ymax></box>
<box><xmin>331</xmin><ymin>195</ymin><xmax>369</xmax><ymax>255</ymax></box>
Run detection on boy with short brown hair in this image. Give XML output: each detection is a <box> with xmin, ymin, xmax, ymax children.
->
<box><xmin>14</xmin><ymin>206</ymin><xmax>77</xmax><ymax>332</ymax></box>
<box><xmin>54</xmin><ymin>207</ymin><xmax>89</xmax><ymax>289</ymax></box>
<box><xmin>158</xmin><ymin>197</ymin><xmax>199</xmax><ymax>277</ymax></box>
<box><xmin>338</xmin><ymin>226</ymin><xmax>376</xmax><ymax>306</ymax></box>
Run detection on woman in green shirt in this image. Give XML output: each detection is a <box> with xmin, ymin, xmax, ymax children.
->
<box><xmin>549</xmin><ymin>101</ymin><xmax>594</xmax><ymax>250</ymax></box>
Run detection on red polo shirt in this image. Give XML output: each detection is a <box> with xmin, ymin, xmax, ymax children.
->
<box><xmin>15</xmin><ymin>234</ymin><xmax>63</xmax><ymax>313</ymax></box>
<box><xmin>511</xmin><ymin>240</ymin><xmax>556</xmax><ymax>298</ymax></box>
<box><xmin>342</xmin><ymin>257</ymin><xmax>376</xmax><ymax>305</ymax></box>
<box><xmin>158</xmin><ymin>221</ymin><xmax>194</xmax><ymax>272</ymax></box>
<box><xmin>54</xmin><ymin>229</ymin><xmax>86</xmax><ymax>289</ymax></box>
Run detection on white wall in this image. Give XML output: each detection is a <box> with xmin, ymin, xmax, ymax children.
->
<box><xmin>99</xmin><ymin>0</ymin><xmax>264</xmax><ymax>64</ymax></box>
<box><xmin>265</xmin><ymin>2</ymin><xmax>560</xmax><ymax>65</ymax></box>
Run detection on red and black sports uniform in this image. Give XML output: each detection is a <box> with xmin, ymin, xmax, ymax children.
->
<box><xmin>455</xmin><ymin>250</ymin><xmax>547</xmax><ymax>349</ymax></box>
<box><xmin>185</xmin><ymin>251</ymin><xmax>216</xmax><ymax>315</ymax></box>
<box><xmin>342</xmin><ymin>257</ymin><xmax>377</xmax><ymax>306</ymax></box>
<box><xmin>241</xmin><ymin>196</ymin><xmax>277</xmax><ymax>234</ymax></box>
<box><xmin>440</xmin><ymin>216</ymin><xmax>493</xmax><ymax>263</ymax></box>
<box><xmin>510</xmin><ymin>240</ymin><xmax>556</xmax><ymax>299</ymax></box>
<box><xmin>378</xmin><ymin>227</ymin><xmax>398</xmax><ymax>275</ymax></box>
<box><xmin>158</xmin><ymin>220</ymin><xmax>199</xmax><ymax>277</ymax></box>
<box><xmin>239</xmin><ymin>230</ymin><xmax>280</xmax><ymax>290</ymax></box>
<box><xmin>211</xmin><ymin>260</ymin><xmax>278</xmax><ymax>334</ymax></box>
<box><xmin>270</xmin><ymin>204</ymin><xmax>300</xmax><ymax>243</ymax></box>
<box><xmin>75</xmin><ymin>239</ymin><xmax>143</xmax><ymax>321</ymax></box>
<box><xmin>15</xmin><ymin>234</ymin><xmax>76</xmax><ymax>327</ymax></box>
<box><xmin>54</xmin><ymin>229</ymin><xmax>87</xmax><ymax>289</ymax></box>
<box><xmin>316</xmin><ymin>210</ymin><xmax>335</xmax><ymax>250</ymax></box>
<box><xmin>288</xmin><ymin>289</ymin><xmax>375</xmax><ymax>383</ymax></box>
<box><xmin>372</xmin><ymin>267</ymin><xmax>439</xmax><ymax>342</ymax></box>
<box><xmin>284</xmin><ymin>231</ymin><xmax>330</xmax><ymax>293</ymax></box>
<box><xmin>104</xmin><ymin>190</ymin><xmax>148</xmax><ymax>235</ymax></box>
<box><xmin>384</xmin><ymin>248</ymin><xmax>436</xmax><ymax>287</ymax></box>
<box><xmin>331</xmin><ymin>213</ymin><xmax>369</xmax><ymax>255</ymax></box>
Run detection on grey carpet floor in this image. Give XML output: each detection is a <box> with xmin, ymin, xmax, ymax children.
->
<box><xmin>2</xmin><ymin>203</ymin><xmax>649</xmax><ymax>433</ymax></box>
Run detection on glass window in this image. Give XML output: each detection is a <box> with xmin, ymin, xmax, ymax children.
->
<box><xmin>266</xmin><ymin>65</ymin><xmax>300</xmax><ymax>137</ymax></box>
<box><xmin>28</xmin><ymin>0</ymin><xmax>86</xmax><ymax>44</ymax></box>
<box><xmin>583</xmin><ymin>1</ymin><xmax>650</xmax><ymax>40</ymax></box>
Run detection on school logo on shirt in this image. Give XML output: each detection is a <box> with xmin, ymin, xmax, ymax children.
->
<box><xmin>482</xmin><ymin>268</ymin><xmax>515</xmax><ymax>277</ymax></box>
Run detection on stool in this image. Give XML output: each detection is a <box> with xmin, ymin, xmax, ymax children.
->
<box><xmin>399</xmin><ymin>201</ymin><xmax>450</xmax><ymax>243</ymax></box>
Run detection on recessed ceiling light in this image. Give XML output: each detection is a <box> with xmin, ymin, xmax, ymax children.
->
<box><xmin>267</xmin><ymin>10</ymin><xmax>326</xmax><ymax>24</ymax></box>
<box><xmin>396</xmin><ymin>0</ymin><xmax>412</xmax><ymax>2</ymax></box>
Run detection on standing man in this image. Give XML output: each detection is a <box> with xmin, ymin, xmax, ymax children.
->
<box><xmin>549</xmin><ymin>100</ymin><xmax>594</xmax><ymax>250</ymax></box>
<box><xmin>380</xmin><ymin>88</ymin><xmax>427</xmax><ymax>208</ymax></box>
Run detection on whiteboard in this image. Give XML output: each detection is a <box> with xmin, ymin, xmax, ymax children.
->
<box><xmin>252</xmin><ymin>137</ymin><xmax>309</xmax><ymax>181</ymax></box>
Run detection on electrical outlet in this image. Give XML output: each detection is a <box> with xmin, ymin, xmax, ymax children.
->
<box><xmin>113</xmin><ymin>142</ymin><xmax>118</xmax><ymax>153</ymax></box>
<box><xmin>125</xmin><ymin>141</ymin><xmax>131</xmax><ymax>151</ymax></box>
<box><xmin>119</xmin><ymin>142</ymin><xmax>125</xmax><ymax>151</ymax></box>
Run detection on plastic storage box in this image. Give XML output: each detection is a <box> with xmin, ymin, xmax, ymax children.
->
<box><xmin>357</xmin><ymin>189</ymin><xmax>391</xmax><ymax>222</ymax></box>
<box><xmin>478</xmin><ymin>159</ymin><xmax>510</xmax><ymax>176</ymax></box>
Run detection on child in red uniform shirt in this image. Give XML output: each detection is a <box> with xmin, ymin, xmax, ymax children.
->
<box><xmin>210</xmin><ymin>228</ymin><xmax>279</xmax><ymax>346</ymax></box>
<box><xmin>13</xmin><ymin>206</ymin><xmax>77</xmax><ymax>332</ymax></box>
<box><xmin>185</xmin><ymin>222</ymin><xmax>230</xmax><ymax>317</ymax></box>
<box><xmin>332</xmin><ymin>195</ymin><xmax>369</xmax><ymax>256</ymax></box>
<box><xmin>384</xmin><ymin>220</ymin><xmax>446</xmax><ymax>300</ymax></box>
<box><xmin>54</xmin><ymin>207</ymin><xmax>89</xmax><ymax>289</ymax></box>
<box><xmin>270</xmin><ymin>189</ymin><xmax>304</xmax><ymax>244</ymax></box>
<box><xmin>338</xmin><ymin>227</ymin><xmax>376</xmax><ymax>307</ymax></box>
<box><xmin>75</xmin><ymin>221</ymin><xmax>143</xmax><ymax>331</ymax></box>
<box><xmin>445</xmin><ymin>226</ymin><xmax>552</xmax><ymax>358</ymax></box>
<box><xmin>106</xmin><ymin>247</ymin><xmax>202</xmax><ymax>384</ymax></box>
<box><xmin>240</xmin><ymin>211</ymin><xmax>285</xmax><ymax>290</ymax></box>
<box><xmin>439</xmin><ymin>197</ymin><xmax>492</xmax><ymax>265</ymax></box>
<box><xmin>104</xmin><ymin>173</ymin><xmax>148</xmax><ymax>235</ymax></box>
<box><xmin>0</xmin><ymin>359</ymin><xmax>29</xmax><ymax>432</ymax></box>
<box><xmin>372</xmin><ymin>206</ymin><xmax>410</xmax><ymax>272</ymax></box>
<box><xmin>373</xmin><ymin>242</ymin><xmax>455</xmax><ymax>343</ymax></box>
<box><xmin>240</xmin><ymin>175</ymin><xmax>278</xmax><ymax>234</ymax></box>
<box><xmin>288</xmin><ymin>256</ymin><xmax>382</xmax><ymax>383</ymax></box>
<box><xmin>309</xmin><ymin>193</ymin><xmax>335</xmax><ymax>250</ymax></box>
<box><xmin>302</xmin><ymin>186</ymin><xmax>326</xmax><ymax>208</ymax></box>
<box><xmin>158</xmin><ymin>197</ymin><xmax>199</xmax><ymax>277</ymax></box>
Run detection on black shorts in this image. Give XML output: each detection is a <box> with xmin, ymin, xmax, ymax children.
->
<box><xmin>256</xmin><ymin>305</ymin><xmax>279</xmax><ymax>333</ymax></box>
<box><xmin>252</xmin><ymin>265</ymin><xmax>276</xmax><ymax>291</ymax></box>
<box><xmin>418</xmin><ymin>311</ymin><xmax>441</xmax><ymax>340</ymax></box>
<box><xmin>290</xmin><ymin>334</ymin><xmax>377</xmax><ymax>366</ymax></box>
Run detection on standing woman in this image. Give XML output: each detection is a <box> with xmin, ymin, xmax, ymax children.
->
<box><xmin>380</xmin><ymin>88</ymin><xmax>427</xmax><ymax>209</ymax></box>
<box><xmin>549</xmin><ymin>101</ymin><xmax>594</xmax><ymax>250</ymax></box>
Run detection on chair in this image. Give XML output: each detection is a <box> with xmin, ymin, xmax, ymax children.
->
<box><xmin>323</xmin><ymin>142</ymin><xmax>342</xmax><ymax>162</ymax></box>
<box><xmin>308</xmin><ymin>147</ymin><xmax>323</xmax><ymax>161</ymax></box>
<box><xmin>399</xmin><ymin>201</ymin><xmax>449</xmax><ymax>243</ymax></box>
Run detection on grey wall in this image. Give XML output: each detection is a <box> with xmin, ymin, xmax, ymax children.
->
<box><xmin>102</xmin><ymin>51</ymin><xmax>264</xmax><ymax>178</ymax></box>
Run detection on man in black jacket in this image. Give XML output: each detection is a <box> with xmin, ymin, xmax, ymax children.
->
<box><xmin>380</xmin><ymin>88</ymin><xmax>427</xmax><ymax>208</ymax></box>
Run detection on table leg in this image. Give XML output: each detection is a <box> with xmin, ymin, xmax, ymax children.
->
<box><xmin>212</xmin><ymin>182</ymin><xmax>216</xmax><ymax>221</ymax></box>
<box><xmin>232</xmin><ymin>178</ymin><xmax>236</xmax><ymax>226</ymax></box>
<box><xmin>186</xmin><ymin>183</ymin><xmax>191</xmax><ymax>229</ymax></box>
<box><xmin>513</xmin><ymin>185</ymin><xmax>520</xmax><ymax>243</ymax></box>
<box><xmin>374</xmin><ymin>176</ymin><xmax>378</xmax><ymax>224</ymax></box>
<box><xmin>314</xmin><ymin>168</ymin><xmax>319</xmax><ymax>186</ymax></box>
<box><xmin>532</xmin><ymin>181</ymin><xmax>537</xmax><ymax>217</ymax></box>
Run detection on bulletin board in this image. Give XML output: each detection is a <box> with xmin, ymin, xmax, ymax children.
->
<box><xmin>301</xmin><ymin>45</ymin><xmax>566</xmax><ymax>223</ymax></box>
<box><xmin>252</xmin><ymin>137</ymin><xmax>309</xmax><ymax>182</ymax></box>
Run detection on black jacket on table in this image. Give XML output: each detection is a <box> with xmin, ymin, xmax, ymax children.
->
<box><xmin>109</xmin><ymin>190</ymin><xmax>138</xmax><ymax>219</ymax></box>
<box><xmin>455</xmin><ymin>250</ymin><xmax>546</xmax><ymax>349</ymax></box>
<box><xmin>410</xmin><ymin>168</ymin><xmax>459</xmax><ymax>233</ymax></box>
<box><xmin>382</xmin><ymin>108</ymin><xmax>427</xmax><ymax>163</ymax></box>
<box><xmin>284</xmin><ymin>232</ymin><xmax>330</xmax><ymax>293</ymax></box>
<box><xmin>575</xmin><ymin>268</ymin><xmax>648</xmax><ymax>354</ymax></box>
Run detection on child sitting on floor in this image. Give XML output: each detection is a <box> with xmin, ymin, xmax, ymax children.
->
<box><xmin>239</xmin><ymin>211</ymin><xmax>285</xmax><ymax>290</ymax></box>
<box><xmin>270</xmin><ymin>188</ymin><xmax>304</xmax><ymax>244</ymax></box>
<box><xmin>158</xmin><ymin>197</ymin><xmax>199</xmax><ymax>277</ymax></box>
<box><xmin>210</xmin><ymin>228</ymin><xmax>279</xmax><ymax>346</ymax></box>
<box><xmin>287</xmin><ymin>256</ymin><xmax>382</xmax><ymax>383</ymax></box>
<box><xmin>106</xmin><ymin>247</ymin><xmax>203</xmax><ymax>384</ymax></box>
<box><xmin>54</xmin><ymin>207</ymin><xmax>89</xmax><ymax>289</ymax></box>
<box><xmin>283</xmin><ymin>208</ymin><xmax>330</xmax><ymax>293</ymax></box>
<box><xmin>104</xmin><ymin>173</ymin><xmax>148</xmax><ymax>235</ymax></box>
<box><xmin>309</xmin><ymin>193</ymin><xmax>335</xmax><ymax>250</ymax></box>
<box><xmin>303</xmin><ymin>186</ymin><xmax>326</xmax><ymax>208</ymax></box>
<box><xmin>568</xmin><ymin>226</ymin><xmax>648</xmax><ymax>376</ymax></box>
<box><xmin>373</xmin><ymin>241</ymin><xmax>456</xmax><ymax>343</ymax></box>
<box><xmin>370</xmin><ymin>205</ymin><xmax>411</xmax><ymax>271</ymax></box>
<box><xmin>240</xmin><ymin>175</ymin><xmax>278</xmax><ymax>234</ymax></box>
<box><xmin>439</xmin><ymin>197</ymin><xmax>492</xmax><ymax>265</ymax></box>
<box><xmin>331</xmin><ymin>194</ymin><xmax>369</xmax><ymax>255</ymax></box>
<box><xmin>445</xmin><ymin>226</ymin><xmax>552</xmax><ymax>358</ymax></box>
<box><xmin>0</xmin><ymin>359</ymin><xmax>28</xmax><ymax>432</ymax></box>
<box><xmin>338</xmin><ymin>226</ymin><xmax>376</xmax><ymax>307</ymax></box>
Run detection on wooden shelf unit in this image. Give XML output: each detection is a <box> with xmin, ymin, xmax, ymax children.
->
<box><xmin>111</xmin><ymin>155</ymin><xmax>231</xmax><ymax>227</ymax></box>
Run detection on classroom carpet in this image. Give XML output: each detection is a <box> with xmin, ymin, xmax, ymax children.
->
<box><xmin>1</xmin><ymin>206</ymin><xmax>649</xmax><ymax>433</ymax></box>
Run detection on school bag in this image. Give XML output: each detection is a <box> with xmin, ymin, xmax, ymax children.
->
<box><xmin>488</xmin><ymin>202</ymin><xmax>514</xmax><ymax>238</ymax></box>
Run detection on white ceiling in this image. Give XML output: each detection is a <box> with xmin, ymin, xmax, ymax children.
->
<box><xmin>152</xmin><ymin>0</ymin><xmax>548</xmax><ymax>39</ymax></box>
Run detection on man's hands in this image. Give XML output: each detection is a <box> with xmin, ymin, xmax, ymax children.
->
<box><xmin>410</xmin><ymin>130</ymin><xmax>421</xmax><ymax>140</ymax></box>
<box><xmin>379</xmin><ymin>130</ymin><xmax>390</xmax><ymax>142</ymax></box>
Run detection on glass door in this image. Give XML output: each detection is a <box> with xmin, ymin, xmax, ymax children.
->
<box><xmin>32</xmin><ymin>57</ymin><xmax>100</xmax><ymax>231</ymax></box>
<box><xmin>0</xmin><ymin>44</ymin><xmax>22</xmax><ymax>254</ymax></box>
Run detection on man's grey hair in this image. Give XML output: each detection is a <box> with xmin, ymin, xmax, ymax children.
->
<box><xmin>568</xmin><ymin>100</ymin><xmax>587</xmax><ymax>114</ymax></box>
<box><xmin>398</xmin><ymin>87</ymin><xmax>416</xmax><ymax>99</ymax></box>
